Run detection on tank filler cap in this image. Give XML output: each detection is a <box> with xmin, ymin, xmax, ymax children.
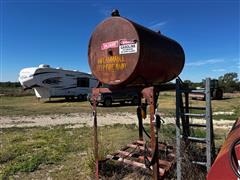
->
<box><xmin>111</xmin><ymin>9</ymin><xmax>120</xmax><ymax>17</ymax></box>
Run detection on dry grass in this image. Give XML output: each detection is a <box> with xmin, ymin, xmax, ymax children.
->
<box><xmin>1</xmin><ymin>91</ymin><xmax>239</xmax><ymax>179</ymax></box>
<box><xmin>0</xmin><ymin>124</ymin><xmax>138</xmax><ymax>179</ymax></box>
<box><xmin>0</xmin><ymin>120</ymin><xmax>234</xmax><ymax>179</ymax></box>
<box><xmin>1</xmin><ymin>92</ymin><xmax>239</xmax><ymax>119</ymax></box>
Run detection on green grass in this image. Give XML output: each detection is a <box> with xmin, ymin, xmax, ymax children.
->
<box><xmin>0</xmin><ymin>86</ymin><xmax>33</xmax><ymax>96</ymax></box>
<box><xmin>0</xmin><ymin>124</ymin><xmax>139</xmax><ymax>179</ymax></box>
<box><xmin>0</xmin><ymin>122</ymin><xmax>231</xmax><ymax>179</ymax></box>
<box><xmin>0</xmin><ymin>96</ymin><xmax>143</xmax><ymax>116</ymax></box>
<box><xmin>1</xmin><ymin>93</ymin><xmax>239</xmax><ymax>119</ymax></box>
<box><xmin>157</xmin><ymin>92</ymin><xmax>240</xmax><ymax>120</ymax></box>
<box><xmin>0</xmin><ymin>96</ymin><xmax>92</xmax><ymax>116</ymax></box>
<box><xmin>1</xmin><ymin>90</ymin><xmax>238</xmax><ymax>179</ymax></box>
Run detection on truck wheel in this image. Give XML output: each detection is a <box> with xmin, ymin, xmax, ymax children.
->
<box><xmin>77</xmin><ymin>95</ymin><xmax>81</xmax><ymax>100</ymax></box>
<box><xmin>213</xmin><ymin>89</ymin><xmax>223</xmax><ymax>100</ymax></box>
<box><xmin>132</xmin><ymin>97</ymin><xmax>138</xmax><ymax>105</ymax></box>
<box><xmin>90</xmin><ymin>102</ymin><xmax>99</xmax><ymax>106</ymax></box>
<box><xmin>77</xmin><ymin>94</ymin><xmax>83</xmax><ymax>101</ymax></box>
<box><xmin>83</xmin><ymin>94</ymin><xmax>88</xmax><ymax>101</ymax></box>
<box><xmin>65</xmin><ymin>97</ymin><xmax>70</xmax><ymax>101</ymax></box>
<box><xmin>120</xmin><ymin>101</ymin><xmax>125</xmax><ymax>106</ymax></box>
<box><xmin>104</xmin><ymin>98</ymin><xmax>112</xmax><ymax>107</ymax></box>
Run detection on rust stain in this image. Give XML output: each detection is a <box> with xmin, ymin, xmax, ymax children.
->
<box><xmin>88</xmin><ymin>16</ymin><xmax>185</xmax><ymax>86</ymax></box>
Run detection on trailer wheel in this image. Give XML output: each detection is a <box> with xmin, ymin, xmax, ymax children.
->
<box><xmin>104</xmin><ymin>98</ymin><xmax>112</xmax><ymax>107</ymax></box>
<box><xmin>65</xmin><ymin>97</ymin><xmax>70</xmax><ymax>101</ymax></box>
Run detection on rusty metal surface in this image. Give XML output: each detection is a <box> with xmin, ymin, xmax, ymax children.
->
<box><xmin>106</xmin><ymin>140</ymin><xmax>176</xmax><ymax>178</ymax></box>
<box><xmin>141</xmin><ymin>87</ymin><xmax>159</xmax><ymax>179</ymax></box>
<box><xmin>92</xmin><ymin>86</ymin><xmax>176</xmax><ymax>179</ymax></box>
<box><xmin>92</xmin><ymin>88</ymin><xmax>100</xmax><ymax>180</ymax></box>
<box><xmin>88</xmin><ymin>16</ymin><xmax>185</xmax><ymax>86</ymax></box>
<box><xmin>141</xmin><ymin>87</ymin><xmax>155</xmax><ymax>148</ymax></box>
<box><xmin>207</xmin><ymin>118</ymin><xmax>240</xmax><ymax>179</ymax></box>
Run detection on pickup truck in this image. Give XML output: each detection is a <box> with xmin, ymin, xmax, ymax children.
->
<box><xmin>88</xmin><ymin>89</ymin><xmax>139</xmax><ymax>107</ymax></box>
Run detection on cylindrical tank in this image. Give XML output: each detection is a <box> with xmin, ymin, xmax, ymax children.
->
<box><xmin>88</xmin><ymin>15</ymin><xmax>185</xmax><ymax>86</ymax></box>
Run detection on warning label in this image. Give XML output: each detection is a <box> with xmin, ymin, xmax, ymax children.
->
<box><xmin>101</xmin><ymin>40</ymin><xmax>119</xmax><ymax>50</ymax></box>
<box><xmin>119</xmin><ymin>43</ymin><xmax>137</xmax><ymax>55</ymax></box>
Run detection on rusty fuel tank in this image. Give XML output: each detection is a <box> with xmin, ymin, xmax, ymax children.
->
<box><xmin>88</xmin><ymin>12</ymin><xmax>185</xmax><ymax>87</ymax></box>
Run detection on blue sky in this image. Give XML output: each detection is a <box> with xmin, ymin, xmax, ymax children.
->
<box><xmin>0</xmin><ymin>0</ymin><xmax>239</xmax><ymax>82</ymax></box>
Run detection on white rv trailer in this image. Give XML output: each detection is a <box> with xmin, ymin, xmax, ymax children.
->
<box><xmin>19</xmin><ymin>64</ymin><xmax>98</xmax><ymax>100</ymax></box>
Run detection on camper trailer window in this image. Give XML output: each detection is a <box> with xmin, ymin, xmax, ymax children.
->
<box><xmin>77</xmin><ymin>78</ymin><xmax>89</xmax><ymax>87</ymax></box>
<box><xmin>42</xmin><ymin>77</ymin><xmax>60</xmax><ymax>85</ymax></box>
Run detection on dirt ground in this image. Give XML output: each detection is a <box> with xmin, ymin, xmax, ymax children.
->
<box><xmin>0</xmin><ymin>112</ymin><xmax>235</xmax><ymax>132</ymax></box>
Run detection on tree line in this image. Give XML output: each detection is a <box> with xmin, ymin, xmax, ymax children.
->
<box><xmin>0</xmin><ymin>72</ymin><xmax>239</xmax><ymax>93</ymax></box>
<box><xmin>0</xmin><ymin>82</ymin><xmax>21</xmax><ymax>88</ymax></box>
<box><xmin>184</xmin><ymin>72</ymin><xmax>240</xmax><ymax>93</ymax></box>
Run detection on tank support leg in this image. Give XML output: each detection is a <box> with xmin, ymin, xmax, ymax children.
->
<box><xmin>92</xmin><ymin>88</ymin><xmax>99</xmax><ymax>180</ymax></box>
<box><xmin>142</xmin><ymin>87</ymin><xmax>160</xmax><ymax>180</ymax></box>
<box><xmin>137</xmin><ymin>96</ymin><xmax>143</xmax><ymax>140</ymax></box>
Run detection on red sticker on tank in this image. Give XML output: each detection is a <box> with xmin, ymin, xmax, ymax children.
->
<box><xmin>101</xmin><ymin>41</ymin><xmax>119</xmax><ymax>50</ymax></box>
<box><xmin>119</xmin><ymin>39</ymin><xmax>136</xmax><ymax>45</ymax></box>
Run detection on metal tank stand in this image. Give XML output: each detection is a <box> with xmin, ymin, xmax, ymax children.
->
<box><xmin>175</xmin><ymin>78</ymin><xmax>215</xmax><ymax>180</ymax></box>
<box><xmin>142</xmin><ymin>87</ymin><xmax>160</xmax><ymax>179</ymax></box>
<box><xmin>92</xmin><ymin>88</ymin><xmax>100</xmax><ymax>180</ymax></box>
<box><xmin>92</xmin><ymin>86</ymin><xmax>176</xmax><ymax>180</ymax></box>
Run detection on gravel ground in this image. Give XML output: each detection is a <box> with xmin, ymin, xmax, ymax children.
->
<box><xmin>0</xmin><ymin>112</ymin><xmax>235</xmax><ymax>131</ymax></box>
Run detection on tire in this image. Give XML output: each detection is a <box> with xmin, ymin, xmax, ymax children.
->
<box><xmin>120</xmin><ymin>101</ymin><xmax>125</xmax><ymax>106</ymax></box>
<box><xmin>104</xmin><ymin>98</ymin><xmax>112</xmax><ymax>107</ymax></box>
<box><xmin>83</xmin><ymin>94</ymin><xmax>88</xmax><ymax>101</ymax></box>
<box><xmin>90</xmin><ymin>102</ymin><xmax>99</xmax><ymax>106</ymax></box>
<box><xmin>131</xmin><ymin>97</ymin><xmax>138</xmax><ymax>105</ymax></box>
<box><xmin>213</xmin><ymin>89</ymin><xmax>223</xmax><ymax>100</ymax></box>
<box><xmin>77</xmin><ymin>95</ymin><xmax>81</xmax><ymax>100</ymax></box>
<box><xmin>65</xmin><ymin>97</ymin><xmax>70</xmax><ymax>101</ymax></box>
<box><xmin>77</xmin><ymin>94</ymin><xmax>83</xmax><ymax>101</ymax></box>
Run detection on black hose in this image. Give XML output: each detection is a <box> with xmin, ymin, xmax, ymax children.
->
<box><xmin>144</xmin><ymin>142</ymin><xmax>151</xmax><ymax>168</ymax></box>
<box><xmin>229</xmin><ymin>137</ymin><xmax>240</xmax><ymax>178</ymax></box>
<box><xmin>143</xmin><ymin>115</ymin><xmax>161</xmax><ymax>169</ymax></box>
<box><xmin>149</xmin><ymin>138</ymin><xmax>158</xmax><ymax>166</ymax></box>
<box><xmin>144</xmin><ymin>139</ymin><xmax>158</xmax><ymax>169</ymax></box>
<box><xmin>142</xmin><ymin>116</ymin><xmax>165</xmax><ymax>139</ymax></box>
<box><xmin>142</xmin><ymin>126</ymin><xmax>151</xmax><ymax>139</ymax></box>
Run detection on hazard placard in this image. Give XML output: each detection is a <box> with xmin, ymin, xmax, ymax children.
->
<box><xmin>119</xmin><ymin>43</ymin><xmax>137</xmax><ymax>55</ymax></box>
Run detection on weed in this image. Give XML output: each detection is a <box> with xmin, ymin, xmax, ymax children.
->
<box><xmin>0</xmin><ymin>125</ymin><xmax>138</xmax><ymax>179</ymax></box>
<box><xmin>1</xmin><ymin>93</ymin><xmax>240</xmax><ymax>119</ymax></box>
